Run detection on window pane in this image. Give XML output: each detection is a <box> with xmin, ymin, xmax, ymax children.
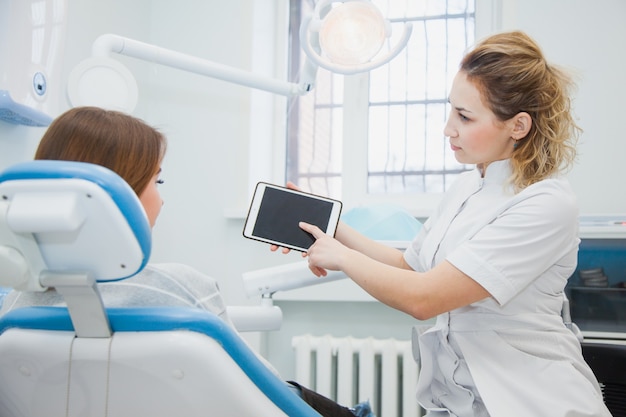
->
<box><xmin>367</xmin><ymin>1</ymin><xmax>474</xmax><ymax>194</ymax></box>
<box><xmin>291</xmin><ymin>91</ymin><xmax>343</xmax><ymax>193</ymax></box>
<box><xmin>286</xmin><ymin>1</ymin><xmax>344</xmax><ymax>198</ymax></box>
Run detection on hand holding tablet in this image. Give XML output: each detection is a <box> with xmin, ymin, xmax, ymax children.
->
<box><xmin>243</xmin><ymin>182</ymin><xmax>343</xmax><ymax>252</ymax></box>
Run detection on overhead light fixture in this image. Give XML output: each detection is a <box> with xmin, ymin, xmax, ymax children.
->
<box><xmin>67</xmin><ymin>1</ymin><xmax>411</xmax><ymax>112</ymax></box>
<box><xmin>318</xmin><ymin>1</ymin><xmax>388</xmax><ymax>66</ymax></box>
<box><xmin>301</xmin><ymin>0</ymin><xmax>412</xmax><ymax>75</ymax></box>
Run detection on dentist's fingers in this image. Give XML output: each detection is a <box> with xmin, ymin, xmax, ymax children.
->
<box><xmin>299</xmin><ymin>222</ymin><xmax>325</xmax><ymax>239</ymax></box>
<box><xmin>270</xmin><ymin>244</ymin><xmax>292</xmax><ymax>254</ymax></box>
<box><xmin>270</xmin><ymin>219</ymin><xmax>324</xmax><ymax>256</ymax></box>
<box><xmin>286</xmin><ymin>181</ymin><xmax>301</xmax><ymax>191</ymax></box>
<box><xmin>307</xmin><ymin>262</ymin><xmax>328</xmax><ymax>277</ymax></box>
<box><xmin>300</xmin><ymin>221</ymin><xmax>331</xmax><ymax>277</ymax></box>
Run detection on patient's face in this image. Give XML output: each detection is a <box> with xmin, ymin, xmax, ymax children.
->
<box><xmin>139</xmin><ymin>169</ymin><xmax>164</xmax><ymax>227</ymax></box>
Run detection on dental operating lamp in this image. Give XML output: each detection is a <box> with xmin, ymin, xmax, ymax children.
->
<box><xmin>67</xmin><ymin>0</ymin><xmax>412</xmax><ymax>112</ymax></box>
<box><xmin>301</xmin><ymin>0</ymin><xmax>412</xmax><ymax>75</ymax></box>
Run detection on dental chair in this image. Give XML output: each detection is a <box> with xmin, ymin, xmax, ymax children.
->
<box><xmin>0</xmin><ymin>160</ymin><xmax>321</xmax><ymax>417</ymax></box>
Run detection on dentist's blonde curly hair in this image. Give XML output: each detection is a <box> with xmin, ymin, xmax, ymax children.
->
<box><xmin>460</xmin><ymin>30</ymin><xmax>580</xmax><ymax>191</ymax></box>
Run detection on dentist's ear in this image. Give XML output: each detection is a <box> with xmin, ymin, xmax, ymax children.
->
<box><xmin>512</xmin><ymin>112</ymin><xmax>532</xmax><ymax>139</ymax></box>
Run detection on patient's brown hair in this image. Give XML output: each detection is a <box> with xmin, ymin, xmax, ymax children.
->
<box><xmin>35</xmin><ymin>106</ymin><xmax>167</xmax><ymax>196</ymax></box>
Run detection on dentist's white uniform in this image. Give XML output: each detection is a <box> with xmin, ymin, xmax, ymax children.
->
<box><xmin>404</xmin><ymin>160</ymin><xmax>611</xmax><ymax>417</ymax></box>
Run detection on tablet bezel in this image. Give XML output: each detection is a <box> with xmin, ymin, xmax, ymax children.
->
<box><xmin>242</xmin><ymin>182</ymin><xmax>343</xmax><ymax>252</ymax></box>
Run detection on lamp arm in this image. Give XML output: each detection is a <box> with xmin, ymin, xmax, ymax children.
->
<box><xmin>91</xmin><ymin>34</ymin><xmax>314</xmax><ymax>97</ymax></box>
<box><xmin>300</xmin><ymin>17</ymin><xmax>413</xmax><ymax>75</ymax></box>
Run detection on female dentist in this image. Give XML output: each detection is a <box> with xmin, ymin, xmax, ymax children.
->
<box><xmin>289</xmin><ymin>31</ymin><xmax>611</xmax><ymax>416</ymax></box>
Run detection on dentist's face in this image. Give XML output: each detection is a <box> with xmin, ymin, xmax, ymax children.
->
<box><xmin>443</xmin><ymin>71</ymin><xmax>515</xmax><ymax>169</ymax></box>
<box><xmin>139</xmin><ymin>168</ymin><xmax>164</xmax><ymax>228</ymax></box>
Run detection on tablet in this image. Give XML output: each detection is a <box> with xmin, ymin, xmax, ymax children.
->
<box><xmin>243</xmin><ymin>182</ymin><xmax>343</xmax><ymax>252</ymax></box>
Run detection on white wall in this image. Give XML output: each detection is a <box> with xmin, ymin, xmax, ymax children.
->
<box><xmin>1</xmin><ymin>0</ymin><xmax>625</xmax><ymax>383</ymax></box>
<box><xmin>495</xmin><ymin>0</ymin><xmax>626</xmax><ymax>215</ymax></box>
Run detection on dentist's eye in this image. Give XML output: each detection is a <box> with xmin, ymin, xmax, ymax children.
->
<box><xmin>156</xmin><ymin>178</ymin><xmax>165</xmax><ymax>185</ymax></box>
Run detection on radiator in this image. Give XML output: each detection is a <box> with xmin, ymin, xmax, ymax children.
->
<box><xmin>292</xmin><ymin>334</ymin><xmax>422</xmax><ymax>417</ymax></box>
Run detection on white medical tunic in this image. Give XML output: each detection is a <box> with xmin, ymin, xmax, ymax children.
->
<box><xmin>404</xmin><ymin>160</ymin><xmax>610</xmax><ymax>417</ymax></box>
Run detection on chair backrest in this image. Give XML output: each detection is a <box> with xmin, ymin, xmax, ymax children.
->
<box><xmin>0</xmin><ymin>160</ymin><xmax>151</xmax><ymax>287</ymax></box>
<box><xmin>582</xmin><ymin>341</ymin><xmax>626</xmax><ymax>417</ymax></box>
<box><xmin>0</xmin><ymin>160</ymin><xmax>152</xmax><ymax>337</ymax></box>
<box><xmin>0</xmin><ymin>160</ymin><xmax>320</xmax><ymax>417</ymax></box>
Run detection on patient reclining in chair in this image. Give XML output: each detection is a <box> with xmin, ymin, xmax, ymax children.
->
<box><xmin>0</xmin><ymin>107</ymin><xmax>230</xmax><ymax>323</ymax></box>
<box><xmin>0</xmin><ymin>106</ymin><xmax>371</xmax><ymax>417</ymax></box>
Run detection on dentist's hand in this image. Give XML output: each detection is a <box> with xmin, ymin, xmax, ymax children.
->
<box><xmin>299</xmin><ymin>221</ymin><xmax>349</xmax><ymax>277</ymax></box>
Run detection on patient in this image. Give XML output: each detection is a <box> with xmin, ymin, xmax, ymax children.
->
<box><xmin>0</xmin><ymin>106</ymin><xmax>372</xmax><ymax>417</ymax></box>
<box><xmin>0</xmin><ymin>106</ymin><xmax>231</xmax><ymax>323</ymax></box>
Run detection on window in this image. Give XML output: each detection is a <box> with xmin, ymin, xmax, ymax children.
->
<box><xmin>286</xmin><ymin>0</ymin><xmax>479</xmax><ymax>216</ymax></box>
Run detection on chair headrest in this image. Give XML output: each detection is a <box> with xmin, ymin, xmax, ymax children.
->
<box><xmin>0</xmin><ymin>160</ymin><xmax>151</xmax><ymax>291</ymax></box>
